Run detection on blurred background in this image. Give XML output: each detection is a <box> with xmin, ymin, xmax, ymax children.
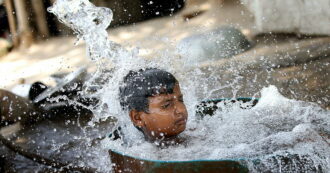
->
<box><xmin>0</xmin><ymin>0</ymin><xmax>329</xmax><ymax>108</ymax></box>
<box><xmin>0</xmin><ymin>0</ymin><xmax>187</xmax><ymax>48</ymax></box>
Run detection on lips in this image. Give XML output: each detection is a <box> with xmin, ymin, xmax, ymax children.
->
<box><xmin>175</xmin><ymin>118</ymin><xmax>187</xmax><ymax>125</ymax></box>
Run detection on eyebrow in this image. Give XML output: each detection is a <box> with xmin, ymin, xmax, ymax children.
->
<box><xmin>164</xmin><ymin>95</ymin><xmax>183</xmax><ymax>102</ymax></box>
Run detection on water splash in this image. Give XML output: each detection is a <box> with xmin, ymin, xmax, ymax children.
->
<box><xmin>103</xmin><ymin>86</ymin><xmax>330</xmax><ymax>172</ymax></box>
<box><xmin>45</xmin><ymin>0</ymin><xmax>330</xmax><ymax>172</ymax></box>
<box><xmin>48</xmin><ymin>0</ymin><xmax>129</xmax><ymax>63</ymax></box>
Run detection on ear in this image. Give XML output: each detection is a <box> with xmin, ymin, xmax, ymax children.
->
<box><xmin>129</xmin><ymin>110</ymin><xmax>145</xmax><ymax>128</ymax></box>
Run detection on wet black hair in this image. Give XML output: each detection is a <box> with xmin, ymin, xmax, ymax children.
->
<box><xmin>119</xmin><ymin>68</ymin><xmax>177</xmax><ymax>112</ymax></box>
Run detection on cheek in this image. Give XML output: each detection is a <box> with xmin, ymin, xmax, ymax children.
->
<box><xmin>146</xmin><ymin>115</ymin><xmax>175</xmax><ymax>131</ymax></box>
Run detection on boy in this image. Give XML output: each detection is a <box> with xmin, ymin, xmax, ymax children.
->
<box><xmin>119</xmin><ymin>68</ymin><xmax>188</xmax><ymax>143</ymax></box>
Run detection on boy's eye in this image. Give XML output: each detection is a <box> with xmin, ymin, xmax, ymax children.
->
<box><xmin>162</xmin><ymin>102</ymin><xmax>171</xmax><ymax>109</ymax></box>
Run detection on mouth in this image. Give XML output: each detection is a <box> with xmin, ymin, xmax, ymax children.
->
<box><xmin>175</xmin><ymin>118</ymin><xmax>187</xmax><ymax>125</ymax></box>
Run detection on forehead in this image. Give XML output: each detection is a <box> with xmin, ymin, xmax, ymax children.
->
<box><xmin>148</xmin><ymin>84</ymin><xmax>182</xmax><ymax>104</ymax></box>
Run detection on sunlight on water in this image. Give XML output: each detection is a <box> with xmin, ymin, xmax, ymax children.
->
<box><xmin>49</xmin><ymin>0</ymin><xmax>330</xmax><ymax>172</ymax></box>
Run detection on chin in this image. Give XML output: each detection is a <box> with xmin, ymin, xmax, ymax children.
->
<box><xmin>165</xmin><ymin>129</ymin><xmax>185</xmax><ymax>137</ymax></box>
<box><xmin>177</xmin><ymin>124</ymin><xmax>187</xmax><ymax>134</ymax></box>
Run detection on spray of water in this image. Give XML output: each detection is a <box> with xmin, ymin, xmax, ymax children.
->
<box><xmin>102</xmin><ymin>86</ymin><xmax>330</xmax><ymax>171</ymax></box>
<box><xmin>48</xmin><ymin>0</ymin><xmax>330</xmax><ymax>172</ymax></box>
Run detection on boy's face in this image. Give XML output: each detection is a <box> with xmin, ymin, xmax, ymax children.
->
<box><xmin>130</xmin><ymin>83</ymin><xmax>188</xmax><ymax>140</ymax></box>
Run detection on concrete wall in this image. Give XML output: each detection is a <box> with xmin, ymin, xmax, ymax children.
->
<box><xmin>241</xmin><ymin>0</ymin><xmax>330</xmax><ymax>35</ymax></box>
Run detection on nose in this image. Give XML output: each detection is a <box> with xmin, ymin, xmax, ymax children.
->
<box><xmin>174</xmin><ymin>102</ymin><xmax>187</xmax><ymax>118</ymax></box>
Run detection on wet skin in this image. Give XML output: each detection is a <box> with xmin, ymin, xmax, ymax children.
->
<box><xmin>129</xmin><ymin>83</ymin><xmax>188</xmax><ymax>141</ymax></box>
